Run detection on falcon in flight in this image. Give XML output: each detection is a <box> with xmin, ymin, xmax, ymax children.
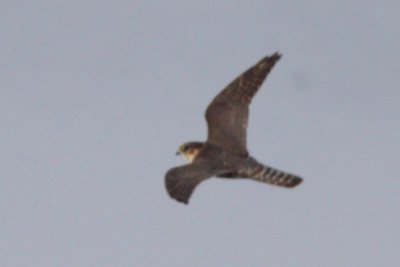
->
<box><xmin>165</xmin><ymin>52</ymin><xmax>303</xmax><ymax>204</ymax></box>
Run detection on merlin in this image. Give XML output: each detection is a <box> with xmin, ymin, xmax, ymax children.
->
<box><xmin>165</xmin><ymin>52</ymin><xmax>303</xmax><ymax>204</ymax></box>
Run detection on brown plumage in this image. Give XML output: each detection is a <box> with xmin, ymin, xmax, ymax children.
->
<box><xmin>166</xmin><ymin>53</ymin><xmax>303</xmax><ymax>204</ymax></box>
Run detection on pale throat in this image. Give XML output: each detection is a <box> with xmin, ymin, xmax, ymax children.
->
<box><xmin>182</xmin><ymin>149</ymin><xmax>200</xmax><ymax>163</ymax></box>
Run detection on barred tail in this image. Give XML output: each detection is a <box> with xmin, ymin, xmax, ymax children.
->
<box><xmin>249</xmin><ymin>164</ymin><xmax>303</xmax><ymax>188</ymax></box>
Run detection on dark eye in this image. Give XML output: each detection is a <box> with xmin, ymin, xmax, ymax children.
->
<box><xmin>182</xmin><ymin>145</ymin><xmax>188</xmax><ymax>151</ymax></box>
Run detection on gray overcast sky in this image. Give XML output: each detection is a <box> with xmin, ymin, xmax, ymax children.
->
<box><xmin>1</xmin><ymin>1</ymin><xmax>399</xmax><ymax>266</ymax></box>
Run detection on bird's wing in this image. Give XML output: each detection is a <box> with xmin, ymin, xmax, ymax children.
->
<box><xmin>205</xmin><ymin>53</ymin><xmax>281</xmax><ymax>156</ymax></box>
<box><xmin>165</xmin><ymin>162</ymin><xmax>227</xmax><ymax>204</ymax></box>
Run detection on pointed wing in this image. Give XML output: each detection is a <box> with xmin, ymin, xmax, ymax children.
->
<box><xmin>165</xmin><ymin>162</ymin><xmax>225</xmax><ymax>204</ymax></box>
<box><xmin>205</xmin><ymin>53</ymin><xmax>282</xmax><ymax>156</ymax></box>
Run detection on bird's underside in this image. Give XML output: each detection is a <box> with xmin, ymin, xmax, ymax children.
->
<box><xmin>165</xmin><ymin>52</ymin><xmax>303</xmax><ymax>204</ymax></box>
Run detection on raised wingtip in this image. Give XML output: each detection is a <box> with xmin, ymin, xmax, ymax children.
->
<box><xmin>270</xmin><ymin>52</ymin><xmax>282</xmax><ymax>61</ymax></box>
<box><xmin>257</xmin><ymin>52</ymin><xmax>282</xmax><ymax>69</ymax></box>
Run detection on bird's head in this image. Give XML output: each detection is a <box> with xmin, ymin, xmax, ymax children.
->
<box><xmin>176</xmin><ymin>142</ymin><xmax>204</xmax><ymax>163</ymax></box>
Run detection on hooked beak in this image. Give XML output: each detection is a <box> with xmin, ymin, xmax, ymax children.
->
<box><xmin>176</xmin><ymin>150</ymin><xmax>181</xmax><ymax>156</ymax></box>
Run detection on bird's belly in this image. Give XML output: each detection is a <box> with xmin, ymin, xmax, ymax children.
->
<box><xmin>217</xmin><ymin>172</ymin><xmax>243</xmax><ymax>179</ymax></box>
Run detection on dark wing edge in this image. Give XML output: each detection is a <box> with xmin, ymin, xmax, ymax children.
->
<box><xmin>165</xmin><ymin>163</ymin><xmax>222</xmax><ymax>205</ymax></box>
<box><xmin>207</xmin><ymin>52</ymin><xmax>282</xmax><ymax>108</ymax></box>
<box><xmin>205</xmin><ymin>52</ymin><xmax>282</xmax><ymax>156</ymax></box>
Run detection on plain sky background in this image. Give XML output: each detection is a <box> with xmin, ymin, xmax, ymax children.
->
<box><xmin>1</xmin><ymin>1</ymin><xmax>399</xmax><ymax>266</ymax></box>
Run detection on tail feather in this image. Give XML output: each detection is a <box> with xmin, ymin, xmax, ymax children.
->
<box><xmin>249</xmin><ymin>164</ymin><xmax>303</xmax><ymax>188</ymax></box>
